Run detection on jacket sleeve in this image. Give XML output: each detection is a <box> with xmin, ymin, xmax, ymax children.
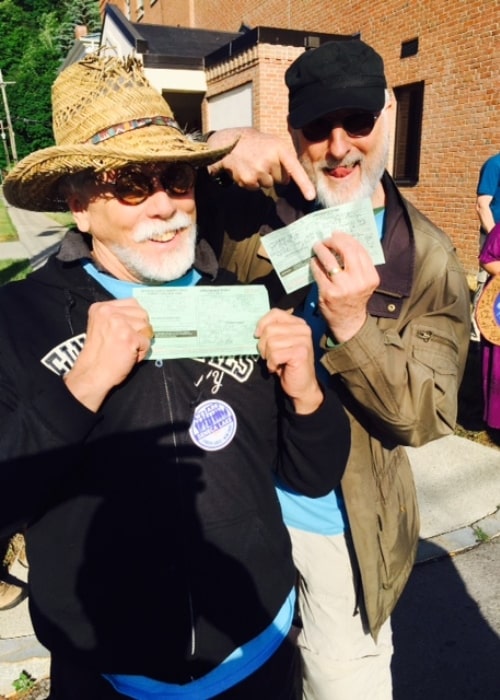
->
<box><xmin>196</xmin><ymin>173</ymin><xmax>277</xmax><ymax>284</ymax></box>
<box><xmin>0</xmin><ymin>361</ymin><xmax>99</xmax><ymax>536</ymax></box>
<box><xmin>320</xmin><ymin>252</ymin><xmax>470</xmax><ymax>447</ymax></box>
<box><xmin>275</xmin><ymin>385</ymin><xmax>351</xmax><ymax>498</ymax></box>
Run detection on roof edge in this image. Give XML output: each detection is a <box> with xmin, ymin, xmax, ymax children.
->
<box><xmin>105</xmin><ymin>4</ymin><xmax>149</xmax><ymax>53</ymax></box>
<box><xmin>205</xmin><ymin>26</ymin><xmax>359</xmax><ymax>67</ymax></box>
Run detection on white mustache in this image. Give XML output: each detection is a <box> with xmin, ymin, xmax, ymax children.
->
<box><xmin>322</xmin><ymin>156</ymin><xmax>362</xmax><ymax>170</ymax></box>
<box><xmin>132</xmin><ymin>213</ymin><xmax>194</xmax><ymax>242</ymax></box>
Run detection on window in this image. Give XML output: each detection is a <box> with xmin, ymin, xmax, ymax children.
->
<box><xmin>401</xmin><ymin>38</ymin><xmax>419</xmax><ymax>58</ymax></box>
<box><xmin>207</xmin><ymin>83</ymin><xmax>253</xmax><ymax>131</ymax></box>
<box><xmin>393</xmin><ymin>81</ymin><xmax>424</xmax><ymax>186</ymax></box>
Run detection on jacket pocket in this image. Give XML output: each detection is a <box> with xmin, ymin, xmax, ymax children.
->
<box><xmin>412</xmin><ymin>325</ymin><xmax>460</xmax><ymax>379</ymax></box>
<box><xmin>412</xmin><ymin>325</ymin><xmax>461</xmax><ymax>432</ymax></box>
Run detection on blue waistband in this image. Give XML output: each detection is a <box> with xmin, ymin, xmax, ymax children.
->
<box><xmin>103</xmin><ymin>588</ymin><xmax>295</xmax><ymax>699</ymax></box>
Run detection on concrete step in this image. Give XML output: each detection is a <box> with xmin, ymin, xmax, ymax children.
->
<box><xmin>0</xmin><ymin>560</ymin><xmax>49</xmax><ymax>697</ymax></box>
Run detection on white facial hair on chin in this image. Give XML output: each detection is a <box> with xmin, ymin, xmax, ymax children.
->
<box><xmin>112</xmin><ymin>218</ymin><xmax>198</xmax><ymax>283</ymax></box>
<box><xmin>300</xmin><ymin>120</ymin><xmax>390</xmax><ymax>208</ymax></box>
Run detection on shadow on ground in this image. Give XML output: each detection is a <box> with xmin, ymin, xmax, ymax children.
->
<box><xmin>392</xmin><ymin>539</ymin><xmax>500</xmax><ymax>699</ymax></box>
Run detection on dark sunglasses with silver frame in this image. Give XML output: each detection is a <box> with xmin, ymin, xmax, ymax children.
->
<box><xmin>301</xmin><ymin>110</ymin><xmax>381</xmax><ymax>143</ymax></box>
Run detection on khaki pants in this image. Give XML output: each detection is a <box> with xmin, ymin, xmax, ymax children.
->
<box><xmin>289</xmin><ymin>527</ymin><xmax>393</xmax><ymax>700</ymax></box>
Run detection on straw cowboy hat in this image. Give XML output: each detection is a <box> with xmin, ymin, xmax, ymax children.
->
<box><xmin>3</xmin><ymin>53</ymin><xmax>234</xmax><ymax>212</ymax></box>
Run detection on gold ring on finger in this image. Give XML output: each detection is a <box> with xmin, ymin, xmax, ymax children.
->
<box><xmin>139</xmin><ymin>324</ymin><xmax>155</xmax><ymax>340</ymax></box>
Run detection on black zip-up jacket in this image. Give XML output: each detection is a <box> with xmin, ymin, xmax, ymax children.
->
<box><xmin>0</xmin><ymin>231</ymin><xmax>350</xmax><ymax>683</ymax></box>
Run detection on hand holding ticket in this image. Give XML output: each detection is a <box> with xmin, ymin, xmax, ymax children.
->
<box><xmin>261</xmin><ymin>198</ymin><xmax>384</xmax><ymax>294</ymax></box>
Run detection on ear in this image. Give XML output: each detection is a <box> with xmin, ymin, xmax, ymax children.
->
<box><xmin>67</xmin><ymin>193</ymin><xmax>91</xmax><ymax>232</ymax></box>
<box><xmin>384</xmin><ymin>90</ymin><xmax>395</xmax><ymax>113</ymax></box>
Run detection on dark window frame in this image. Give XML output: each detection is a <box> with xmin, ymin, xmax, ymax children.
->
<box><xmin>393</xmin><ymin>81</ymin><xmax>424</xmax><ymax>187</ymax></box>
<box><xmin>401</xmin><ymin>38</ymin><xmax>419</xmax><ymax>58</ymax></box>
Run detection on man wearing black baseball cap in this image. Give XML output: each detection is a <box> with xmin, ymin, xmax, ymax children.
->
<box><xmin>204</xmin><ymin>39</ymin><xmax>469</xmax><ymax>699</ymax></box>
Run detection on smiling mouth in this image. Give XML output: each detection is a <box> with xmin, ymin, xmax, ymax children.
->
<box><xmin>148</xmin><ymin>229</ymin><xmax>184</xmax><ymax>243</ymax></box>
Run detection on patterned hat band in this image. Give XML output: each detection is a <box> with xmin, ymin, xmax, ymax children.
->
<box><xmin>88</xmin><ymin>116</ymin><xmax>182</xmax><ymax>145</ymax></box>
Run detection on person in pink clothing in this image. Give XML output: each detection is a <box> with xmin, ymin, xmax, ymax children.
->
<box><xmin>478</xmin><ymin>222</ymin><xmax>500</xmax><ymax>437</ymax></box>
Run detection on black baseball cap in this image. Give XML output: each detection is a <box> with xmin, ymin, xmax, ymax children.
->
<box><xmin>286</xmin><ymin>39</ymin><xmax>387</xmax><ymax>129</ymax></box>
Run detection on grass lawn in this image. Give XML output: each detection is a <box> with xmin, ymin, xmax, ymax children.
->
<box><xmin>0</xmin><ymin>201</ymin><xmax>18</xmax><ymax>242</ymax></box>
<box><xmin>48</xmin><ymin>211</ymin><xmax>74</xmax><ymax>228</ymax></box>
<box><xmin>0</xmin><ymin>258</ymin><xmax>32</xmax><ymax>285</ymax></box>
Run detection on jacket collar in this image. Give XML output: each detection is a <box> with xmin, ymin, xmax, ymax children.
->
<box><xmin>368</xmin><ymin>172</ymin><xmax>415</xmax><ymax>319</ymax></box>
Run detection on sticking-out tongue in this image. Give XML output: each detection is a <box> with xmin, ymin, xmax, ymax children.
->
<box><xmin>330</xmin><ymin>167</ymin><xmax>352</xmax><ymax>178</ymax></box>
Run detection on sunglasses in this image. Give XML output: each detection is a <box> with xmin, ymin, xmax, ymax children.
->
<box><xmin>301</xmin><ymin>111</ymin><xmax>381</xmax><ymax>142</ymax></box>
<box><xmin>103</xmin><ymin>163</ymin><xmax>197</xmax><ymax>205</ymax></box>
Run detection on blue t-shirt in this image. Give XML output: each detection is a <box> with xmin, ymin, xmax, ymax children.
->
<box><xmin>477</xmin><ymin>153</ymin><xmax>500</xmax><ymax>227</ymax></box>
<box><xmin>82</xmin><ymin>261</ymin><xmax>201</xmax><ymax>297</ymax></box>
<box><xmin>275</xmin><ymin>206</ymin><xmax>386</xmax><ymax>535</ymax></box>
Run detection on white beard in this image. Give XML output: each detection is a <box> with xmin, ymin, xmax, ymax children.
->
<box><xmin>111</xmin><ymin>214</ymin><xmax>197</xmax><ymax>283</ymax></box>
<box><xmin>300</xmin><ymin>123</ymin><xmax>390</xmax><ymax>209</ymax></box>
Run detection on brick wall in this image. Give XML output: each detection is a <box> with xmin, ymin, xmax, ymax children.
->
<box><xmin>102</xmin><ymin>0</ymin><xmax>190</xmax><ymax>24</ymax></box>
<box><xmin>105</xmin><ymin>0</ymin><xmax>499</xmax><ymax>274</ymax></box>
<box><xmin>205</xmin><ymin>44</ymin><xmax>302</xmax><ymax>136</ymax></box>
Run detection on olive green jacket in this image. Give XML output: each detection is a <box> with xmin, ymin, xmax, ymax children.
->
<box><xmin>199</xmin><ymin>172</ymin><xmax>470</xmax><ymax>638</ymax></box>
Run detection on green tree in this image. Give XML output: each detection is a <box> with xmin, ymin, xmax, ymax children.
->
<box><xmin>0</xmin><ymin>0</ymin><xmax>30</xmax><ymax>76</ymax></box>
<box><xmin>10</xmin><ymin>11</ymin><xmax>61</xmax><ymax>157</ymax></box>
<box><xmin>58</xmin><ymin>0</ymin><xmax>102</xmax><ymax>58</ymax></box>
<box><xmin>12</xmin><ymin>0</ymin><xmax>54</xmax><ymax>12</ymax></box>
<box><xmin>0</xmin><ymin>0</ymin><xmax>101</xmax><ymax>169</ymax></box>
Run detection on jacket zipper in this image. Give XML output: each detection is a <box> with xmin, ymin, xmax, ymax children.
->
<box><xmin>160</xmin><ymin>362</ymin><xmax>197</xmax><ymax>657</ymax></box>
<box><xmin>416</xmin><ymin>329</ymin><xmax>456</xmax><ymax>351</ymax></box>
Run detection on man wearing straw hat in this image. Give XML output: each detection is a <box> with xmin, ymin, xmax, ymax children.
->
<box><xmin>0</xmin><ymin>54</ymin><xmax>351</xmax><ymax>699</ymax></box>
